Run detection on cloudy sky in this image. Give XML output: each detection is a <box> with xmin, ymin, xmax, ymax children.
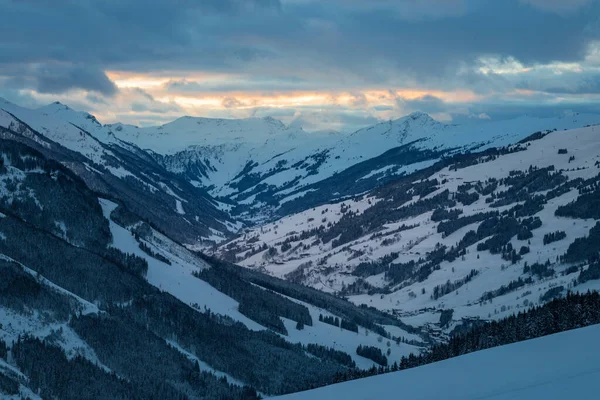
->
<box><xmin>1</xmin><ymin>0</ymin><xmax>600</xmax><ymax>132</ymax></box>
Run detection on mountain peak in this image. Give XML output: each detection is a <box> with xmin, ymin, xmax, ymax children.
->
<box><xmin>405</xmin><ymin>111</ymin><xmax>435</xmax><ymax>122</ymax></box>
<box><xmin>38</xmin><ymin>101</ymin><xmax>75</xmax><ymax>114</ymax></box>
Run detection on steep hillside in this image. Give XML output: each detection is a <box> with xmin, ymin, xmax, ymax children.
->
<box><xmin>217</xmin><ymin>125</ymin><xmax>600</xmax><ymax>337</ymax></box>
<box><xmin>0</xmin><ymin>137</ymin><xmax>423</xmax><ymax>398</ymax></box>
<box><xmin>0</xmin><ymin>99</ymin><xmax>237</xmax><ymax>245</ymax></box>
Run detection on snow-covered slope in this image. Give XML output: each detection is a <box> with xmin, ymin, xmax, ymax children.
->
<box><xmin>0</xmin><ymin>136</ymin><xmax>428</xmax><ymax>397</ymax></box>
<box><xmin>0</xmin><ymin>98</ymin><xmax>236</xmax><ymax>245</ymax></box>
<box><xmin>218</xmin><ymin>124</ymin><xmax>600</xmax><ymax>338</ymax></box>
<box><xmin>278</xmin><ymin>323</ymin><xmax>600</xmax><ymax>399</ymax></box>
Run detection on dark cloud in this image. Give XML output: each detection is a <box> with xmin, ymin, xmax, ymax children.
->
<box><xmin>517</xmin><ymin>71</ymin><xmax>600</xmax><ymax>95</ymax></box>
<box><xmin>1</xmin><ymin>0</ymin><xmax>600</xmax><ymax>129</ymax></box>
<box><xmin>0</xmin><ymin>0</ymin><xmax>598</xmax><ymax>85</ymax></box>
<box><xmin>4</xmin><ymin>63</ymin><xmax>118</xmax><ymax>96</ymax></box>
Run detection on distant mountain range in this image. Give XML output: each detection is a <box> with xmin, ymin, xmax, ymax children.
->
<box><xmin>5</xmin><ymin>98</ymin><xmax>600</xmax><ymax>228</ymax></box>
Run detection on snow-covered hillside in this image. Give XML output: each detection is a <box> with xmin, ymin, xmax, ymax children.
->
<box><xmin>277</xmin><ymin>323</ymin><xmax>600</xmax><ymax>399</ymax></box>
<box><xmin>0</xmin><ymin>98</ymin><xmax>236</xmax><ymax>245</ymax></box>
<box><xmin>0</xmin><ymin>137</ymin><xmax>426</xmax><ymax>397</ymax></box>
<box><xmin>217</xmin><ymin>124</ymin><xmax>600</xmax><ymax>337</ymax></box>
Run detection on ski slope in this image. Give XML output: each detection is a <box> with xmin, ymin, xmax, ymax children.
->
<box><xmin>278</xmin><ymin>323</ymin><xmax>600</xmax><ymax>399</ymax></box>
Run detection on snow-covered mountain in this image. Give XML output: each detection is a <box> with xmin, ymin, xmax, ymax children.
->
<box><xmin>0</xmin><ymin>98</ymin><xmax>238</xmax><ymax>245</ymax></box>
<box><xmin>217</xmin><ymin>124</ymin><xmax>600</xmax><ymax>338</ymax></box>
<box><xmin>29</xmin><ymin>99</ymin><xmax>600</xmax><ymax>223</ymax></box>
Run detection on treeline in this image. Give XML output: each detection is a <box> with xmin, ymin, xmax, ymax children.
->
<box><xmin>480</xmin><ymin>277</ymin><xmax>533</xmax><ymax>302</ymax></box>
<box><xmin>356</xmin><ymin>345</ymin><xmax>388</xmax><ymax>366</ymax></box>
<box><xmin>330</xmin><ymin>291</ymin><xmax>600</xmax><ymax>386</ymax></box>
<box><xmin>138</xmin><ymin>241</ymin><xmax>171</xmax><ymax>265</ymax></box>
<box><xmin>192</xmin><ymin>266</ymin><xmax>312</xmax><ymax>335</ymax></box>
<box><xmin>197</xmin><ymin>254</ymin><xmax>417</xmax><ymax>339</ymax></box>
<box><xmin>431</xmin><ymin>270</ymin><xmax>479</xmax><ymax>300</ymax></box>
<box><xmin>103</xmin><ymin>247</ymin><xmax>148</xmax><ymax>278</ymax></box>
<box><xmin>319</xmin><ymin>314</ymin><xmax>359</xmax><ymax>333</ymax></box>
<box><xmin>543</xmin><ymin>231</ymin><xmax>566</xmax><ymax>245</ymax></box>
<box><xmin>562</xmin><ymin>222</ymin><xmax>600</xmax><ymax>264</ymax></box>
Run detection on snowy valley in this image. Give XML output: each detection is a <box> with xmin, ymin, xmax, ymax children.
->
<box><xmin>1</xmin><ymin>98</ymin><xmax>600</xmax><ymax>398</ymax></box>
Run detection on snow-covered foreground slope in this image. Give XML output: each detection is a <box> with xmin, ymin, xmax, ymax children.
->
<box><xmin>278</xmin><ymin>323</ymin><xmax>600</xmax><ymax>399</ymax></box>
<box><xmin>218</xmin><ymin>124</ymin><xmax>600</xmax><ymax>338</ymax></box>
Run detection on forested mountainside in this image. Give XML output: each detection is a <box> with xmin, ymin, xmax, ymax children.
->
<box><xmin>0</xmin><ymin>134</ymin><xmax>422</xmax><ymax>399</ymax></box>
<box><xmin>217</xmin><ymin>124</ymin><xmax>600</xmax><ymax>338</ymax></box>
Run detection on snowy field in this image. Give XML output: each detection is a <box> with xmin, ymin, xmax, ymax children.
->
<box><xmin>277</xmin><ymin>323</ymin><xmax>600</xmax><ymax>399</ymax></box>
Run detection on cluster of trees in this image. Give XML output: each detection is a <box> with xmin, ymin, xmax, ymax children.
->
<box><xmin>480</xmin><ymin>277</ymin><xmax>533</xmax><ymax>302</ymax></box>
<box><xmin>561</xmin><ymin>222</ymin><xmax>600</xmax><ymax>264</ymax></box>
<box><xmin>320</xmin><ymin>187</ymin><xmax>453</xmax><ymax>249</ymax></box>
<box><xmin>353</xmin><ymin>252</ymin><xmax>399</xmax><ymax>278</ymax></box>
<box><xmin>489</xmin><ymin>166</ymin><xmax>567</xmax><ymax>209</ymax></box>
<box><xmin>524</xmin><ymin>261</ymin><xmax>555</xmax><ymax>279</ymax></box>
<box><xmin>356</xmin><ymin>345</ymin><xmax>388</xmax><ymax>366</ymax></box>
<box><xmin>138</xmin><ymin>241</ymin><xmax>171</xmax><ymax>265</ymax></box>
<box><xmin>318</xmin><ymin>314</ymin><xmax>359</xmax><ymax>333</ymax></box>
<box><xmin>437</xmin><ymin>211</ymin><xmax>498</xmax><ymax>237</ymax></box>
<box><xmin>103</xmin><ymin>248</ymin><xmax>148</xmax><ymax>278</ymax></box>
<box><xmin>543</xmin><ymin>231</ymin><xmax>567</xmax><ymax>245</ymax></box>
<box><xmin>0</xmin><ymin>213</ymin><xmax>151</xmax><ymax>304</ymax></box>
<box><xmin>431</xmin><ymin>207</ymin><xmax>463</xmax><ymax>222</ymax></box>
<box><xmin>0</xmin><ymin>260</ymin><xmax>79</xmax><ymax>320</ymax></box>
<box><xmin>0</xmin><ymin>372</ymin><xmax>19</xmax><ymax>397</ymax></box>
<box><xmin>455</xmin><ymin>190</ymin><xmax>479</xmax><ymax>206</ymax></box>
<box><xmin>556</xmin><ymin>175</ymin><xmax>600</xmax><ymax>219</ymax></box>
<box><xmin>577</xmin><ymin>262</ymin><xmax>600</xmax><ymax>285</ymax></box>
<box><xmin>14</xmin><ymin>333</ymin><xmax>259</xmax><ymax>400</ymax></box>
<box><xmin>306</xmin><ymin>344</ymin><xmax>356</xmax><ymax>368</ymax></box>
<box><xmin>431</xmin><ymin>270</ymin><xmax>479</xmax><ymax>301</ymax></box>
<box><xmin>0</xmin><ymin>338</ymin><xmax>7</xmax><ymax>360</ymax></box>
<box><xmin>540</xmin><ymin>286</ymin><xmax>564</xmax><ymax>302</ymax></box>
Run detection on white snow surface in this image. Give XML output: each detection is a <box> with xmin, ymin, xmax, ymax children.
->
<box><xmin>219</xmin><ymin>125</ymin><xmax>600</xmax><ymax>336</ymax></box>
<box><xmin>278</xmin><ymin>323</ymin><xmax>600</xmax><ymax>399</ymax></box>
